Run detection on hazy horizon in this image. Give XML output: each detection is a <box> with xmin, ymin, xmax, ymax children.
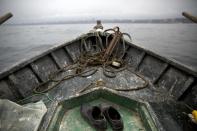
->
<box><xmin>0</xmin><ymin>0</ymin><xmax>197</xmax><ymax>24</ymax></box>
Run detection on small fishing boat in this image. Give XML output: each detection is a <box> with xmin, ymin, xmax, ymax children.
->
<box><xmin>0</xmin><ymin>21</ymin><xmax>196</xmax><ymax>131</ymax></box>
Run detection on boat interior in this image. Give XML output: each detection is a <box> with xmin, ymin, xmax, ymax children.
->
<box><xmin>0</xmin><ymin>31</ymin><xmax>196</xmax><ymax>131</ymax></box>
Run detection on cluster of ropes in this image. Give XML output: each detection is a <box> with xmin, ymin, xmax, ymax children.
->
<box><xmin>31</xmin><ymin>27</ymin><xmax>148</xmax><ymax>99</ymax></box>
<box><xmin>33</xmin><ymin>27</ymin><xmax>148</xmax><ymax>94</ymax></box>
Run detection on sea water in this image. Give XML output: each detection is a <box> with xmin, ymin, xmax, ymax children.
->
<box><xmin>0</xmin><ymin>23</ymin><xmax>196</xmax><ymax>71</ymax></box>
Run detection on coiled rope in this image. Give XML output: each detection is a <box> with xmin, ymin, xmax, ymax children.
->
<box><xmin>32</xmin><ymin>28</ymin><xmax>148</xmax><ymax>95</ymax></box>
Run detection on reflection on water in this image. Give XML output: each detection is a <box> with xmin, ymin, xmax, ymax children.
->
<box><xmin>0</xmin><ymin>23</ymin><xmax>197</xmax><ymax>71</ymax></box>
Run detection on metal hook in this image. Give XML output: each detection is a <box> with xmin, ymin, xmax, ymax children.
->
<box><xmin>104</xmin><ymin>28</ymin><xmax>116</xmax><ymax>33</ymax></box>
<box><xmin>122</xmin><ymin>33</ymin><xmax>132</xmax><ymax>41</ymax></box>
<box><xmin>113</xmin><ymin>26</ymin><xmax>120</xmax><ymax>32</ymax></box>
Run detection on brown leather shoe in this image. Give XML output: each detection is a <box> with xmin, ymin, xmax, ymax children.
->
<box><xmin>80</xmin><ymin>104</ymin><xmax>107</xmax><ymax>130</ymax></box>
<box><xmin>102</xmin><ymin>106</ymin><xmax>123</xmax><ymax>131</ymax></box>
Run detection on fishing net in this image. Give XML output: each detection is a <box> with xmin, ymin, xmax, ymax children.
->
<box><xmin>0</xmin><ymin>99</ymin><xmax>47</xmax><ymax>131</ymax></box>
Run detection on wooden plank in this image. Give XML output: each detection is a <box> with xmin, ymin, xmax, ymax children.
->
<box><xmin>153</xmin><ymin>63</ymin><xmax>169</xmax><ymax>84</ymax></box>
<box><xmin>64</xmin><ymin>46</ymin><xmax>75</xmax><ymax>63</ymax></box>
<box><xmin>50</xmin><ymin>52</ymin><xmax>61</xmax><ymax>69</ymax></box>
<box><xmin>135</xmin><ymin>52</ymin><xmax>146</xmax><ymax>71</ymax></box>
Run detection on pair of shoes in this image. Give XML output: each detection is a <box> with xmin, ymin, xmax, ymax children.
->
<box><xmin>80</xmin><ymin>104</ymin><xmax>123</xmax><ymax>131</ymax></box>
<box><xmin>103</xmin><ymin>106</ymin><xmax>123</xmax><ymax>131</ymax></box>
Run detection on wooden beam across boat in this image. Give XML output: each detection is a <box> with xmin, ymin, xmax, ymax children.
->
<box><xmin>0</xmin><ymin>12</ymin><xmax>13</xmax><ymax>25</ymax></box>
<box><xmin>182</xmin><ymin>12</ymin><xmax>197</xmax><ymax>23</ymax></box>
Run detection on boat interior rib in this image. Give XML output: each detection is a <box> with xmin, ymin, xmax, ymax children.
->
<box><xmin>0</xmin><ymin>26</ymin><xmax>197</xmax><ymax>131</ymax></box>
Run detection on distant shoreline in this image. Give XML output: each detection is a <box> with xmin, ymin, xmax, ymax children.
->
<box><xmin>5</xmin><ymin>18</ymin><xmax>192</xmax><ymax>25</ymax></box>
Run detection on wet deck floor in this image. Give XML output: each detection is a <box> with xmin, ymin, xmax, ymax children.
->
<box><xmin>27</xmin><ymin>67</ymin><xmax>171</xmax><ymax>105</ymax></box>
<box><xmin>33</xmin><ymin>67</ymin><xmax>171</xmax><ymax>131</ymax></box>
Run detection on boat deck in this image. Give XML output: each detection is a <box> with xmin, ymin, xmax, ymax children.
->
<box><xmin>25</xmin><ymin>67</ymin><xmax>173</xmax><ymax>105</ymax></box>
<box><xmin>32</xmin><ymin>67</ymin><xmax>196</xmax><ymax>131</ymax></box>
<box><xmin>0</xmin><ymin>31</ymin><xmax>196</xmax><ymax>131</ymax></box>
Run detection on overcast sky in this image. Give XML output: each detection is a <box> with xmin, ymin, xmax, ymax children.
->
<box><xmin>0</xmin><ymin>0</ymin><xmax>197</xmax><ymax>23</ymax></box>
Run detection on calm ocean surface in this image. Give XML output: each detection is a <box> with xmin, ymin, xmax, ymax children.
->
<box><xmin>0</xmin><ymin>23</ymin><xmax>197</xmax><ymax>72</ymax></box>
